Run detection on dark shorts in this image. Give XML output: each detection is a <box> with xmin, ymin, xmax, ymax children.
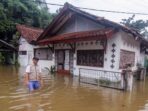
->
<box><xmin>28</xmin><ymin>80</ymin><xmax>40</xmax><ymax>91</ymax></box>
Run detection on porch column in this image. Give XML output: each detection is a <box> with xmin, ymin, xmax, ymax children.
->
<box><xmin>73</xmin><ymin>52</ymin><xmax>77</xmax><ymax>75</ymax></box>
<box><xmin>13</xmin><ymin>52</ymin><xmax>16</xmax><ymax>64</ymax></box>
<box><xmin>121</xmin><ymin>70</ymin><xmax>134</xmax><ymax>91</ymax></box>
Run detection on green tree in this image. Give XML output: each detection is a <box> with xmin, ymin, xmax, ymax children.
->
<box><xmin>120</xmin><ymin>15</ymin><xmax>148</xmax><ymax>37</ymax></box>
<box><xmin>0</xmin><ymin>0</ymin><xmax>55</xmax><ymax>64</ymax></box>
<box><xmin>0</xmin><ymin>0</ymin><xmax>55</xmax><ymax>42</ymax></box>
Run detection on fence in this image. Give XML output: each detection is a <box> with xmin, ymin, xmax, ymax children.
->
<box><xmin>79</xmin><ymin>68</ymin><xmax>123</xmax><ymax>90</ymax></box>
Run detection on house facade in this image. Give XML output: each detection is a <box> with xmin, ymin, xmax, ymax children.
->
<box><xmin>17</xmin><ymin>25</ymin><xmax>54</xmax><ymax>68</ymax></box>
<box><xmin>17</xmin><ymin>3</ymin><xmax>148</xmax><ymax>83</ymax></box>
<box><xmin>0</xmin><ymin>39</ymin><xmax>17</xmax><ymax>64</ymax></box>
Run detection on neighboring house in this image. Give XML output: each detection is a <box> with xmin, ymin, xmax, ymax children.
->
<box><xmin>0</xmin><ymin>39</ymin><xmax>17</xmax><ymax>64</ymax></box>
<box><xmin>17</xmin><ymin>3</ymin><xmax>148</xmax><ymax>81</ymax></box>
<box><xmin>16</xmin><ymin>25</ymin><xmax>54</xmax><ymax>68</ymax></box>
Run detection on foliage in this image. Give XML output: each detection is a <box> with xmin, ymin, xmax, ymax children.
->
<box><xmin>14</xmin><ymin>59</ymin><xmax>20</xmax><ymax>67</ymax></box>
<box><xmin>44</xmin><ymin>66</ymin><xmax>56</xmax><ymax>75</ymax></box>
<box><xmin>144</xmin><ymin>58</ymin><xmax>148</xmax><ymax>68</ymax></box>
<box><xmin>44</xmin><ymin>67</ymin><xmax>50</xmax><ymax>75</ymax></box>
<box><xmin>120</xmin><ymin>15</ymin><xmax>148</xmax><ymax>37</ymax></box>
<box><xmin>99</xmin><ymin>77</ymin><xmax>111</xmax><ymax>85</ymax></box>
<box><xmin>50</xmin><ymin>65</ymin><xmax>56</xmax><ymax>75</ymax></box>
<box><xmin>0</xmin><ymin>0</ymin><xmax>55</xmax><ymax>64</ymax></box>
<box><xmin>0</xmin><ymin>52</ymin><xmax>5</xmax><ymax>64</ymax></box>
<box><xmin>10</xmin><ymin>32</ymin><xmax>20</xmax><ymax>48</ymax></box>
<box><xmin>0</xmin><ymin>0</ymin><xmax>55</xmax><ymax>43</ymax></box>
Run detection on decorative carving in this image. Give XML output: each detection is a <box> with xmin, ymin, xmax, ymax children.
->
<box><xmin>90</xmin><ymin>41</ymin><xmax>93</xmax><ymax>45</ymax></box>
<box><xmin>112</xmin><ymin>49</ymin><xmax>115</xmax><ymax>53</ymax></box>
<box><xmin>112</xmin><ymin>43</ymin><xmax>116</xmax><ymax>47</ymax></box>
<box><xmin>111</xmin><ymin>59</ymin><xmax>115</xmax><ymax>63</ymax></box>
<box><xmin>111</xmin><ymin>54</ymin><xmax>115</xmax><ymax>58</ymax></box>
<box><xmin>110</xmin><ymin>43</ymin><xmax>116</xmax><ymax>69</ymax></box>
<box><xmin>110</xmin><ymin>64</ymin><xmax>114</xmax><ymax>68</ymax></box>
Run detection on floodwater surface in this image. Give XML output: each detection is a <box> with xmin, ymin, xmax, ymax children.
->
<box><xmin>0</xmin><ymin>66</ymin><xmax>148</xmax><ymax>111</ymax></box>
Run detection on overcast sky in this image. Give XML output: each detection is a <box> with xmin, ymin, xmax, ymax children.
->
<box><xmin>46</xmin><ymin>0</ymin><xmax>148</xmax><ymax>22</ymax></box>
<box><xmin>45</xmin><ymin>0</ymin><xmax>148</xmax><ymax>23</ymax></box>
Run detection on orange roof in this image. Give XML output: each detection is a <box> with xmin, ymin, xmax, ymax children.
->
<box><xmin>16</xmin><ymin>24</ymin><xmax>43</xmax><ymax>43</ymax></box>
<box><xmin>38</xmin><ymin>28</ymin><xmax>114</xmax><ymax>45</ymax></box>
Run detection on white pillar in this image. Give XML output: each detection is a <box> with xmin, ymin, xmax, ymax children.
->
<box><xmin>121</xmin><ymin>71</ymin><xmax>133</xmax><ymax>91</ymax></box>
<box><xmin>13</xmin><ymin>52</ymin><xmax>16</xmax><ymax>64</ymax></box>
<box><xmin>127</xmin><ymin>72</ymin><xmax>133</xmax><ymax>91</ymax></box>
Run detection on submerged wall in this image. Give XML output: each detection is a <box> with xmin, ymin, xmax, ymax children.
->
<box><xmin>18</xmin><ymin>37</ymin><xmax>54</xmax><ymax>69</ymax></box>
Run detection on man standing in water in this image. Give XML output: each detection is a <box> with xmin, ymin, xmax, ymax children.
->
<box><xmin>24</xmin><ymin>57</ymin><xmax>43</xmax><ymax>91</ymax></box>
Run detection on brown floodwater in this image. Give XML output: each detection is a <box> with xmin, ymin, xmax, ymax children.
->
<box><xmin>0</xmin><ymin>65</ymin><xmax>148</xmax><ymax>111</ymax></box>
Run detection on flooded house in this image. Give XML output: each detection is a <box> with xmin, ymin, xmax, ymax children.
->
<box><xmin>0</xmin><ymin>39</ymin><xmax>17</xmax><ymax>64</ymax></box>
<box><xmin>17</xmin><ymin>3</ymin><xmax>148</xmax><ymax>89</ymax></box>
<box><xmin>16</xmin><ymin>25</ymin><xmax>54</xmax><ymax>68</ymax></box>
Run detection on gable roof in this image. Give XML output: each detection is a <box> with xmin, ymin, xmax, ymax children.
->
<box><xmin>37</xmin><ymin>2</ymin><xmax>143</xmax><ymax>42</ymax></box>
<box><xmin>16</xmin><ymin>24</ymin><xmax>43</xmax><ymax>44</ymax></box>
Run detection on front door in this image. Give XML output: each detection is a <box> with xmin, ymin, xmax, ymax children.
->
<box><xmin>56</xmin><ymin>50</ymin><xmax>73</xmax><ymax>73</ymax></box>
<box><xmin>57</xmin><ymin>50</ymin><xmax>65</xmax><ymax>70</ymax></box>
<box><xmin>64</xmin><ymin>50</ymin><xmax>70</xmax><ymax>70</ymax></box>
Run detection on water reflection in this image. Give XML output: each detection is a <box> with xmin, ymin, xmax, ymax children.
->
<box><xmin>0</xmin><ymin>66</ymin><xmax>148</xmax><ymax>111</ymax></box>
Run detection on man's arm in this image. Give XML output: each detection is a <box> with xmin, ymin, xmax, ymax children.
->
<box><xmin>24</xmin><ymin>73</ymin><xmax>29</xmax><ymax>86</ymax></box>
<box><xmin>38</xmin><ymin>66</ymin><xmax>43</xmax><ymax>86</ymax></box>
<box><xmin>24</xmin><ymin>65</ymin><xmax>30</xmax><ymax>86</ymax></box>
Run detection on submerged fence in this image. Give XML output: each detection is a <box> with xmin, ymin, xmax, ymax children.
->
<box><xmin>79</xmin><ymin>68</ymin><xmax>123</xmax><ymax>90</ymax></box>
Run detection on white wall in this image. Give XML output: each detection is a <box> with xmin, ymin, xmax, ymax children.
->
<box><xmin>72</xmin><ymin>33</ymin><xmax>122</xmax><ymax>76</ymax></box>
<box><xmin>57</xmin><ymin>15</ymin><xmax>104</xmax><ymax>35</ymax></box>
<box><xmin>72</xmin><ymin>31</ymin><xmax>145</xmax><ymax>76</ymax></box>
<box><xmin>18</xmin><ymin>37</ymin><xmax>54</xmax><ymax>70</ymax></box>
<box><xmin>53</xmin><ymin>34</ymin><xmax>122</xmax><ymax>76</ymax></box>
<box><xmin>18</xmin><ymin>37</ymin><xmax>34</xmax><ymax>66</ymax></box>
<box><xmin>119</xmin><ymin>31</ymin><xmax>145</xmax><ymax>69</ymax></box>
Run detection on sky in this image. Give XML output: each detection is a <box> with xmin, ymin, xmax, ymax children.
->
<box><xmin>45</xmin><ymin>0</ymin><xmax>148</xmax><ymax>23</ymax></box>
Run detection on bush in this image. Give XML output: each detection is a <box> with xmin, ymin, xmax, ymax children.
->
<box><xmin>44</xmin><ymin>66</ymin><xmax>56</xmax><ymax>75</ymax></box>
<box><xmin>99</xmin><ymin>77</ymin><xmax>111</xmax><ymax>85</ymax></box>
<box><xmin>50</xmin><ymin>66</ymin><xmax>56</xmax><ymax>75</ymax></box>
<box><xmin>0</xmin><ymin>52</ymin><xmax>5</xmax><ymax>64</ymax></box>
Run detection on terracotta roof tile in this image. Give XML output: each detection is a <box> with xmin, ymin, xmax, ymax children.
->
<box><xmin>38</xmin><ymin>28</ymin><xmax>114</xmax><ymax>45</ymax></box>
<box><xmin>16</xmin><ymin>24</ymin><xmax>43</xmax><ymax>43</ymax></box>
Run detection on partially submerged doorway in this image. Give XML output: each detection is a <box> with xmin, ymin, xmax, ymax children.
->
<box><xmin>55</xmin><ymin>49</ymin><xmax>73</xmax><ymax>74</ymax></box>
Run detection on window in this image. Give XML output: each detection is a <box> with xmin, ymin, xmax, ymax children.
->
<box><xmin>119</xmin><ymin>50</ymin><xmax>135</xmax><ymax>69</ymax></box>
<box><xmin>34</xmin><ymin>48</ymin><xmax>52</xmax><ymax>60</ymax></box>
<box><xmin>77</xmin><ymin>50</ymin><xmax>104</xmax><ymax>67</ymax></box>
<box><xmin>19</xmin><ymin>51</ymin><xmax>27</xmax><ymax>55</ymax></box>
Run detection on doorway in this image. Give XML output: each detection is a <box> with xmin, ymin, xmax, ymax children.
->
<box><xmin>55</xmin><ymin>49</ymin><xmax>73</xmax><ymax>73</ymax></box>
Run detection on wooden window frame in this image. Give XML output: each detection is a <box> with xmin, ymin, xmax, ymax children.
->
<box><xmin>34</xmin><ymin>48</ymin><xmax>53</xmax><ymax>60</ymax></box>
<box><xmin>77</xmin><ymin>50</ymin><xmax>104</xmax><ymax>67</ymax></box>
<box><xmin>119</xmin><ymin>49</ymin><xmax>135</xmax><ymax>69</ymax></box>
<box><xmin>19</xmin><ymin>51</ymin><xmax>27</xmax><ymax>55</ymax></box>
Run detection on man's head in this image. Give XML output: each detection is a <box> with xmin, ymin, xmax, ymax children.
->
<box><xmin>32</xmin><ymin>57</ymin><xmax>39</xmax><ymax>65</ymax></box>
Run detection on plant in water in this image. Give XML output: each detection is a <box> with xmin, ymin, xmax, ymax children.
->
<box><xmin>50</xmin><ymin>65</ymin><xmax>56</xmax><ymax>75</ymax></box>
<box><xmin>0</xmin><ymin>52</ymin><xmax>5</xmax><ymax>64</ymax></box>
<box><xmin>15</xmin><ymin>60</ymin><xmax>20</xmax><ymax>67</ymax></box>
<box><xmin>99</xmin><ymin>77</ymin><xmax>111</xmax><ymax>86</ymax></box>
<box><xmin>44</xmin><ymin>66</ymin><xmax>56</xmax><ymax>75</ymax></box>
<box><xmin>44</xmin><ymin>67</ymin><xmax>50</xmax><ymax>75</ymax></box>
